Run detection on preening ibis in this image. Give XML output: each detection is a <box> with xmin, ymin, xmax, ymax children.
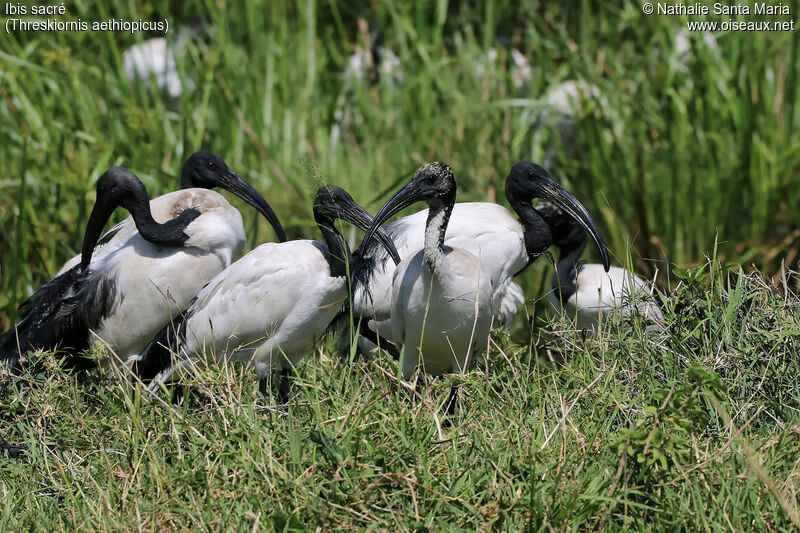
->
<box><xmin>538</xmin><ymin>201</ymin><xmax>664</xmax><ymax>329</ymax></box>
<box><xmin>56</xmin><ymin>152</ymin><xmax>286</xmax><ymax>275</ymax></box>
<box><xmin>351</xmin><ymin>161</ymin><xmax>610</xmax><ymax>353</ymax></box>
<box><xmin>132</xmin><ymin>185</ymin><xmax>400</xmax><ymax>400</ymax></box>
<box><xmin>360</xmin><ymin>162</ymin><xmax>493</xmax><ymax>414</ymax></box>
<box><xmin>1</xmin><ymin>162</ymin><xmax>284</xmax><ymax>374</ymax></box>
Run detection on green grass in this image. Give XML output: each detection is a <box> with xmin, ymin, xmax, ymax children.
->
<box><xmin>3</xmin><ymin>267</ymin><xmax>800</xmax><ymax>530</ymax></box>
<box><xmin>2</xmin><ymin>0</ymin><xmax>800</xmax><ymax>529</ymax></box>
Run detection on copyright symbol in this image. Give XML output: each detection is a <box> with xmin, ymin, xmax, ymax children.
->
<box><xmin>643</xmin><ymin>2</ymin><xmax>654</xmax><ymax>14</ymax></box>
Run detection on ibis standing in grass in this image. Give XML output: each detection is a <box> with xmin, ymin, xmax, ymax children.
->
<box><xmin>1</xmin><ymin>163</ymin><xmax>284</xmax><ymax>456</ymax></box>
<box><xmin>360</xmin><ymin>162</ymin><xmax>494</xmax><ymax>413</ymax></box>
<box><xmin>351</xmin><ymin>161</ymin><xmax>610</xmax><ymax>354</ymax></box>
<box><xmin>56</xmin><ymin>152</ymin><xmax>286</xmax><ymax>275</ymax></box>
<box><xmin>537</xmin><ymin>201</ymin><xmax>664</xmax><ymax>329</ymax></box>
<box><xmin>1</xmin><ymin>161</ymin><xmax>285</xmax><ymax>374</ymax></box>
<box><xmin>132</xmin><ymin>185</ymin><xmax>400</xmax><ymax>401</ymax></box>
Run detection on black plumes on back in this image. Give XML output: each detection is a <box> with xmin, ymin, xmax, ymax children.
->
<box><xmin>0</xmin><ymin>264</ymin><xmax>117</xmax><ymax>374</ymax></box>
<box><xmin>328</xmin><ymin>222</ymin><xmax>401</xmax><ymax>341</ymax></box>
<box><xmin>133</xmin><ymin>304</ymin><xmax>189</xmax><ymax>381</ymax></box>
<box><xmin>350</xmin><ymin>250</ymin><xmax>377</xmax><ymax>302</ymax></box>
<box><xmin>351</xmin><ymin>220</ymin><xmax>407</xmax><ymax>304</ymax></box>
<box><xmin>328</xmin><ymin>250</ymin><xmax>374</xmax><ymax>336</ymax></box>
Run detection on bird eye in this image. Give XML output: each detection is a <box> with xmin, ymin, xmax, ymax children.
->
<box><xmin>208</xmin><ymin>161</ymin><xmax>215</xmax><ymax>168</ymax></box>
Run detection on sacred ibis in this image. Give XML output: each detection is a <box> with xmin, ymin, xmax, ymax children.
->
<box><xmin>351</xmin><ymin>161</ymin><xmax>610</xmax><ymax>355</ymax></box>
<box><xmin>123</xmin><ymin>37</ymin><xmax>185</xmax><ymax>98</ymax></box>
<box><xmin>359</xmin><ymin>162</ymin><xmax>495</xmax><ymax>414</ymax></box>
<box><xmin>56</xmin><ymin>151</ymin><xmax>286</xmax><ymax>275</ymax></box>
<box><xmin>538</xmin><ymin>201</ymin><xmax>664</xmax><ymax>330</ymax></box>
<box><xmin>132</xmin><ymin>185</ymin><xmax>400</xmax><ymax>400</ymax></box>
<box><xmin>1</xmin><ymin>161</ymin><xmax>284</xmax><ymax>374</ymax></box>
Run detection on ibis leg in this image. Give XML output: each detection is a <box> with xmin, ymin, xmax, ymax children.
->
<box><xmin>258</xmin><ymin>372</ymin><xmax>291</xmax><ymax>403</ymax></box>
<box><xmin>358</xmin><ymin>320</ymin><xmax>400</xmax><ymax>360</ymax></box>
<box><xmin>444</xmin><ymin>385</ymin><xmax>459</xmax><ymax>417</ymax></box>
<box><xmin>169</xmin><ymin>384</ymin><xmax>189</xmax><ymax>405</ymax></box>
<box><xmin>278</xmin><ymin>369</ymin><xmax>292</xmax><ymax>404</ymax></box>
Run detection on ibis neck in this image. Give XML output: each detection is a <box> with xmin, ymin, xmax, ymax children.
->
<box><xmin>128</xmin><ymin>197</ymin><xmax>196</xmax><ymax>246</ymax></box>
<box><xmin>423</xmin><ymin>202</ymin><xmax>452</xmax><ymax>270</ymax></box>
<box><xmin>317</xmin><ymin>218</ymin><xmax>351</xmax><ymax>278</ymax></box>
<box><xmin>509</xmin><ymin>197</ymin><xmax>554</xmax><ymax>265</ymax></box>
<box><xmin>552</xmin><ymin>237</ymin><xmax>587</xmax><ymax>303</ymax></box>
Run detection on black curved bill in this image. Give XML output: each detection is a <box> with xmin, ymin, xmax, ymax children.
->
<box><xmin>361</xmin><ymin>181</ymin><xmax>423</xmax><ymax>259</ymax></box>
<box><xmin>336</xmin><ymin>197</ymin><xmax>401</xmax><ymax>265</ymax></box>
<box><xmin>221</xmin><ymin>171</ymin><xmax>287</xmax><ymax>243</ymax></box>
<box><xmin>81</xmin><ymin>198</ymin><xmax>116</xmax><ymax>270</ymax></box>
<box><xmin>532</xmin><ymin>178</ymin><xmax>610</xmax><ymax>271</ymax></box>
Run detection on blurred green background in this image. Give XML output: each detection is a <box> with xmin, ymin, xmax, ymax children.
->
<box><xmin>1</xmin><ymin>0</ymin><xmax>798</xmax><ymax>326</ymax></box>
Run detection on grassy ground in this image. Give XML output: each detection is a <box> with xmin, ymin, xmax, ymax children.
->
<box><xmin>2</xmin><ymin>0</ymin><xmax>800</xmax><ymax>530</ymax></box>
<box><xmin>3</xmin><ymin>267</ymin><xmax>800</xmax><ymax>530</ymax></box>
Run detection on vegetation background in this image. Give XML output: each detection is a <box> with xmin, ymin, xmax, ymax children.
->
<box><xmin>1</xmin><ymin>0</ymin><xmax>800</xmax><ymax>530</ymax></box>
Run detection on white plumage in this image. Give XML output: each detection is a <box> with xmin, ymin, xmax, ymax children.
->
<box><xmin>548</xmin><ymin>264</ymin><xmax>664</xmax><ymax>330</ymax></box>
<box><xmin>122</xmin><ymin>37</ymin><xmax>188</xmax><ymax>98</ymax></box>
<box><xmin>353</xmin><ymin>162</ymin><xmax>610</xmax><ymax>351</ymax></box>
<box><xmin>133</xmin><ymin>185</ymin><xmax>399</xmax><ymax>397</ymax></box>
<box><xmin>391</xmin><ymin>244</ymin><xmax>493</xmax><ymax>379</ymax></box>
<box><xmin>90</xmin><ymin>188</ymin><xmax>246</xmax><ymax>359</ymax></box>
<box><xmin>536</xmin><ymin>200</ymin><xmax>663</xmax><ymax>330</ymax></box>
<box><xmin>343</xmin><ymin>46</ymin><xmax>404</xmax><ymax>86</ymax></box>
<box><xmin>356</xmin><ymin>202</ymin><xmax>526</xmax><ymax>328</ymax></box>
<box><xmin>58</xmin><ymin>188</ymin><xmax>238</xmax><ymax>278</ymax></box>
<box><xmin>362</xmin><ymin>163</ymin><xmax>494</xmax><ymax>386</ymax></box>
<box><xmin>0</xmin><ymin>160</ymin><xmax>284</xmax><ymax>374</ymax></box>
<box><xmin>475</xmin><ymin>47</ymin><xmax>533</xmax><ymax>89</ymax></box>
<box><xmin>150</xmin><ymin>240</ymin><xmax>347</xmax><ymax>381</ymax></box>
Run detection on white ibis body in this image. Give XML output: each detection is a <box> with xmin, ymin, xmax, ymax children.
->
<box><xmin>355</xmin><ymin>202</ymin><xmax>525</xmax><ymax>328</ymax></box>
<box><xmin>122</xmin><ymin>36</ymin><xmax>191</xmax><ymax>98</ymax></box>
<box><xmin>537</xmin><ymin>201</ymin><xmax>663</xmax><ymax>329</ymax></box>
<box><xmin>352</xmin><ymin>162</ymin><xmax>610</xmax><ymax>349</ymax></box>
<box><xmin>133</xmin><ymin>185</ymin><xmax>400</xmax><ymax>398</ymax></box>
<box><xmin>56</xmin><ymin>152</ymin><xmax>287</xmax><ymax>275</ymax></box>
<box><xmin>0</xmin><ymin>164</ymin><xmax>284</xmax><ymax>373</ymax></box>
<box><xmin>1</xmin><ymin>167</ymin><xmax>202</xmax><ymax>458</ymax></box>
<box><xmin>549</xmin><ymin>264</ymin><xmax>663</xmax><ymax>329</ymax></box>
<box><xmin>362</xmin><ymin>163</ymin><xmax>493</xmax><ymax>387</ymax></box>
